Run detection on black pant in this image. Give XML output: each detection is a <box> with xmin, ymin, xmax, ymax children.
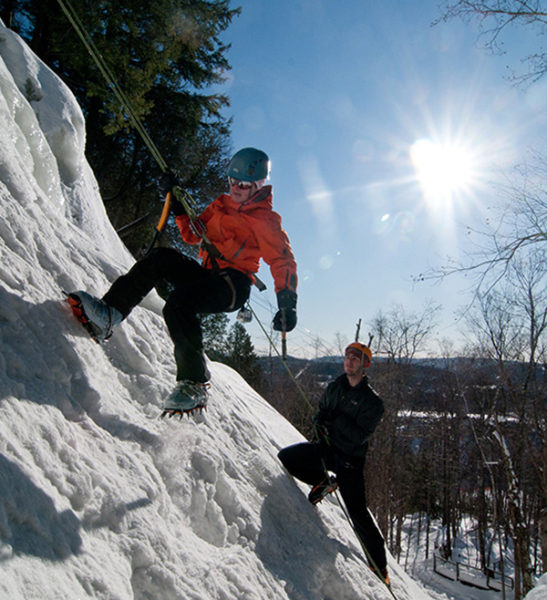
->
<box><xmin>102</xmin><ymin>247</ymin><xmax>251</xmax><ymax>382</ymax></box>
<box><xmin>278</xmin><ymin>442</ymin><xmax>387</xmax><ymax>573</ymax></box>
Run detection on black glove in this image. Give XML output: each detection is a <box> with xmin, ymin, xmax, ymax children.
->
<box><xmin>311</xmin><ymin>423</ymin><xmax>330</xmax><ymax>445</ymax></box>
<box><xmin>158</xmin><ymin>172</ymin><xmax>187</xmax><ymax>216</ymax></box>
<box><xmin>158</xmin><ymin>171</ymin><xmax>179</xmax><ymax>196</ymax></box>
<box><xmin>273</xmin><ymin>289</ymin><xmax>297</xmax><ymax>332</ymax></box>
<box><xmin>170</xmin><ymin>197</ymin><xmax>187</xmax><ymax>217</ymax></box>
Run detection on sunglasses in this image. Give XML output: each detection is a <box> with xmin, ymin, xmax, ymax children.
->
<box><xmin>345</xmin><ymin>350</ymin><xmax>364</xmax><ymax>360</ymax></box>
<box><xmin>228</xmin><ymin>177</ymin><xmax>253</xmax><ymax>190</ymax></box>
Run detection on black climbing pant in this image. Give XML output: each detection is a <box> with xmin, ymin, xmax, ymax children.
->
<box><xmin>103</xmin><ymin>247</ymin><xmax>251</xmax><ymax>382</ymax></box>
<box><xmin>278</xmin><ymin>441</ymin><xmax>387</xmax><ymax>574</ymax></box>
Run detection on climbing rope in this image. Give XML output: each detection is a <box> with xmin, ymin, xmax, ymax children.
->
<box><xmin>56</xmin><ymin>0</ymin><xmax>168</xmax><ymax>171</ymax></box>
<box><xmin>249</xmin><ymin>303</ymin><xmax>397</xmax><ymax>598</ymax></box>
<box><xmin>56</xmin><ymin>0</ymin><xmax>208</xmax><ymax>244</ymax></box>
<box><xmin>56</xmin><ymin>2</ymin><xmax>395</xmax><ymax>593</ymax></box>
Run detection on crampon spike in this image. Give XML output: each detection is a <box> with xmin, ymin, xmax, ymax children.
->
<box><xmin>160</xmin><ymin>404</ymin><xmax>206</xmax><ymax>420</ymax></box>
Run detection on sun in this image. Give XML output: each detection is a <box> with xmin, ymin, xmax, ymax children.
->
<box><xmin>410</xmin><ymin>138</ymin><xmax>474</xmax><ymax>206</ymax></box>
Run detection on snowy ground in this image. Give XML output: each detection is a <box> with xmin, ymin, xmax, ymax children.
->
<box><xmin>399</xmin><ymin>516</ymin><xmax>525</xmax><ymax>600</ymax></box>
<box><xmin>0</xmin><ymin>19</ymin><xmax>544</xmax><ymax>600</ymax></box>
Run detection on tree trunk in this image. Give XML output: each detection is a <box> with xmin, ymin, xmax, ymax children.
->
<box><xmin>1</xmin><ymin>0</ymin><xmax>16</xmax><ymax>27</ymax></box>
<box><xmin>541</xmin><ymin>441</ymin><xmax>547</xmax><ymax>573</ymax></box>
<box><xmin>395</xmin><ymin>512</ymin><xmax>403</xmax><ymax>562</ymax></box>
<box><xmin>494</xmin><ymin>428</ymin><xmax>532</xmax><ymax>599</ymax></box>
<box><xmin>478</xmin><ymin>465</ymin><xmax>488</xmax><ymax>570</ymax></box>
<box><xmin>425</xmin><ymin>513</ymin><xmax>431</xmax><ymax>560</ymax></box>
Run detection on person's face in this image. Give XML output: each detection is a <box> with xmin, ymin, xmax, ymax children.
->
<box><xmin>229</xmin><ymin>178</ymin><xmax>257</xmax><ymax>203</ymax></box>
<box><xmin>344</xmin><ymin>350</ymin><xmax>365</xmax><ymax>377</ymax></box>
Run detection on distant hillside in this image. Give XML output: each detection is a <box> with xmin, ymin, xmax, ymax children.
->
<box><xmin>257</xmin><ymin>353</ymin><xmax>544</xmax><ymax>414</ymax></box>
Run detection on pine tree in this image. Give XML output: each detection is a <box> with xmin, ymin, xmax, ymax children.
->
<box><xmin>223</xmin><ymin>322</ymin><xmax>262</xmax><ymax>388</ymax></box>
<box><xmin>2</xmin><ymin>0</ymin><xmax>239</xmax><ymax>254</ymax></box>
<box><xmin>200</xmin><ymin>312</ymin><xmax>229</xmax><ymax>362</ymax></box>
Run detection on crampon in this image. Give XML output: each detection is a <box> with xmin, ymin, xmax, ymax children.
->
<box><xmin>160</xmin><ymin>405</ymin><xmax>207</xmax><ymax>419</ymax></box>
<box><xmin>308</xmin><ymin>477</ymin><xmax>338</xmax><ymax>505</ymax></box>
<box><xmin>160</xmin><ymin>381</ymin><xmax>210</xmax><ymax>419</ymax></box>
<box><xmin>65</xmin><ymin>292</ymin><xmax>103</xmax><ymax>342</ymax></box>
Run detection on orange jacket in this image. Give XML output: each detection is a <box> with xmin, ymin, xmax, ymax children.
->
<box><xmin>175</xmin><ymin>186</ymin><xmax>297</xmax><ymax>294</ymax></box>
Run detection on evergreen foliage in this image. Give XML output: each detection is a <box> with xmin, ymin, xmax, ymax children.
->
<box><xmin>223</xmin><ymin>322</ymin><xmax>262</xmax><ymax>388</ymax></box>
<box><xmin>200</xmin><ymin>312</ymin><xmax>230</xmax><ymax>361</ymax></box>
<box><xmin>2</xmin><ymin>0</ymin><xmax>239</xmax><ymax>254</ymax></box>
<box><xmin>200</xmin><ymin>315</ymin><xmax>262</xmax><ymax>388</ymax></box>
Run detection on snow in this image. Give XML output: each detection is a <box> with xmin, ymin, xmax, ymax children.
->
<box><xmin>0</xmin><ymin>20</ymin><xmax>543</xmax><ymax>600</ymax></box>
<box><xmin>398</xmin><ymin>515</ymin><xmax>531</xmax><ymax>600</ymax></box>
<box><xmin>524</xmin><ymin>574</ymin><xmax>547</xmax><ymax>600</ymax></box>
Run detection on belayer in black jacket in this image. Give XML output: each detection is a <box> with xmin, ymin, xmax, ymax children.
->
<box><xmin>278</xmin><ymin>342</ymin><xmax>389</xmax><ymax>585</ymax></box>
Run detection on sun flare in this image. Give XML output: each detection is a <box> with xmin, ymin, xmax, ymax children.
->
<box><xmin>410</xmin><ymin>138</ymin><xmax>474</xmax><ymax>205</ymax></box>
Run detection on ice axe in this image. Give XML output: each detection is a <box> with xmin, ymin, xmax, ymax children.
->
<box><xmin>143</xmin><ymin>191</ymin><xmax>172</xmax><ymax>256</ymax></box>
<box><xmin>280</xmin><ymin>308</ymin><xmax>288</xmax><ymax>361</ymax></box>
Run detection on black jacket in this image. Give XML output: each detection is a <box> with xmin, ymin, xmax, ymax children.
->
<box><xmin>314</xmin><ymin>374</ymin><xmax>384</xmax><ymax>459</ymax></box>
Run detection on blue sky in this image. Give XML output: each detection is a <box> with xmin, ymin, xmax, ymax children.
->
<box><xmin>216</xmin><ymin>0</ymin><xmax>547</xmax><ymax>358</ymax></box>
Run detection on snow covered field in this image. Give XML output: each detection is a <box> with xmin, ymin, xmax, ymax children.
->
<box><xmin>398</xmin><ymin>515</ymin><xmax>539</xmax><ymax>600</ymax></box>
<box><xmin>0</xmin><ymin>19</ymin><xmax>543</xmax><ymax>600</ymax></box>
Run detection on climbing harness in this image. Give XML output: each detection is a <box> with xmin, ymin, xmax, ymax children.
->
<box><xmin>57</xmin><ymin>0</ymin><xmax>273</xmax><ymax>295</ymax></box>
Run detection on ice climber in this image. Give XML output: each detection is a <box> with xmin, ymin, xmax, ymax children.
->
<box><xmin>277</xmin><ymin>342</ymin><xmax>389</xmax><ymax>585</ymax></box>
<box><xmin>67</xmin><ymin>147</ymin><xmax>298</xmax><ymax>415</ymax></box>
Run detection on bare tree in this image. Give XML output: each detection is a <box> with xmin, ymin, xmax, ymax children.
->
<box><xmin>417</xmin><ymin>152</ymin><xmax>547</xmax><ymax>301</ymax></box>
<box><xmin>463</xmin><ymin>245</ymin><xmax>547</xmax><ymax>385</ymax></box>
<box><xmin>463</xmin><ymin>266</ymin><xmax>546</xmax><ymax>596</ymax></box>
<box><xmin>371</xmin><ymin>301</ymin><xmax>441</xmax><ymax>364</ymax></box>
<box><xmin>436</xmin><ymin>1</ymin><xmax>547</xmax><ymax>84</ymax></box>
<box><xmin>427</xmin><ymin>3</ymin><xmax>547</xmax><ymax>291</ymax></box>
<box><xmin>334</xmin><ymin>331</ymin><xmax>349</xmax><ymax>356</ymax></box>
<box><xmin>494</xmin><ymin>425</ymin><xmax>533</xmax><ymax>598</ymax></box>
<box><xmin>367</xmin><ymin>301</ymin><xmax>442</xmax><ymax>556</ymax></box>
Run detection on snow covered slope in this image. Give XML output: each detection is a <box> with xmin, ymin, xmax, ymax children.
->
<box><xmin>0</xmin><ymin>21</ymin><xmax>436</xmax><ymax>600</ymax></box>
